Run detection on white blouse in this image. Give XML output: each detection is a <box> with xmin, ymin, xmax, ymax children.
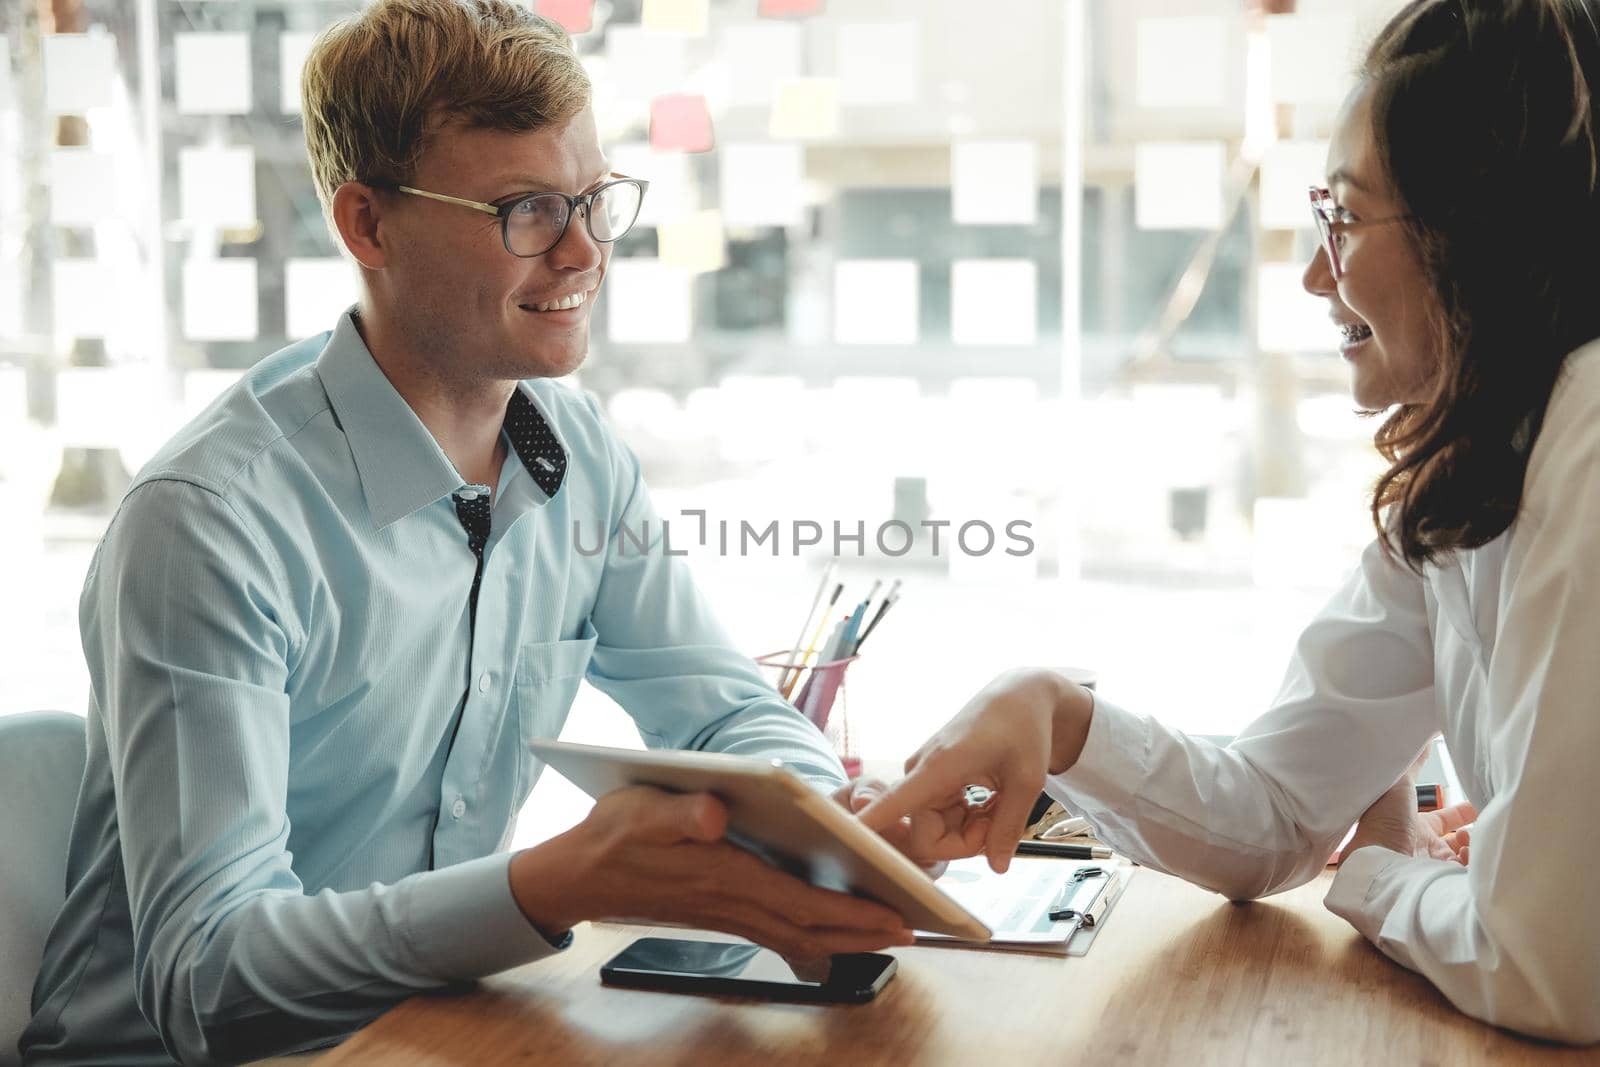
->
<box><xmin>1049</xmin><ymin>341</ymin><xmax>1600</xmax><ymax>1043</ymax></box>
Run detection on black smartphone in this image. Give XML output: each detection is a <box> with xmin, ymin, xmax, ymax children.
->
<box><xmin>599</xmin><ymin>937</ymin><xmax>897</xmax><ymax>1004</ymax></box>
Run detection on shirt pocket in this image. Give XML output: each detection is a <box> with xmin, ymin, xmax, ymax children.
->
<box><xmin>513</xmin><ymin>620</ymin><xmax>598</xmax><ymax>799</ymax></box>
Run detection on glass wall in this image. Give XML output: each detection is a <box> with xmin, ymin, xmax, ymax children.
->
<box><xmin>0</xmin><ymin>0</ymin><xmax>1411</xmax><ymax>837</ymax></box>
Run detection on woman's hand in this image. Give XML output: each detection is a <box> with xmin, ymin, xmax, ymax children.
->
<box><xmin>857</xmin><ymin>669</ymin><xmax>1095</xmax><ymax>873</ymax></box>
<box><xmin>1341</xmin><ymin>764</ymin><xmax>1476</xmax><ymax>865</ymax></box>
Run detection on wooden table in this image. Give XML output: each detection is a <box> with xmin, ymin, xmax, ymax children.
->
<box><xmin>312</xmin><ymin>869</ymin><xmax>1599</xmax><ymax>1066</ymax></box>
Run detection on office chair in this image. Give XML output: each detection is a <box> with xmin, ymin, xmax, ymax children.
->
<box><xmin>0</xmin><ymin>712</ymin><xmax>86</xmax><ymax>1067</ymax></box>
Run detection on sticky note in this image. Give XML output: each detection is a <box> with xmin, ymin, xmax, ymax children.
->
<box><xmin>1134</xmin><ymin>141</ymin><xmax>1226</xmax><ymax>230</ymax></box>
<box><xmin>1260</xmin><ymin>140</ymin><xmax>1329</xmax><ymax>230</ymax></box>
<box><xmin>285</xmin><ymin>258</ymin><xmax>359</xmax><ymax>339</ymax></box>
<box><xmin>606</xmin><ymin>26</ymin><xmax>690</xmax><ymax>101</ymax></box>
<box><xmin>279</xmin><ymin>31</ymin><xmax>317</xmax><ymax>113</ymax></box>
<box><xmin>719</xmin><ymin>142</ymin><xmax>806</xmax><ymax>228</ymax></box>
<box><xmin>1267</xmin><ymin>14</ymin><xmax>1357</xmax><ymax>106</ymax></box>
<box><xmin>183</xmin><ymin>259</ymin><xmax>259</xmax><ymax>341</ymax></box>
<box><xmin>837</xmin><ymin>22</ymin><xmax>918</xmax><ymax>106</ymax></box>
<box><xmin>834</xmin><ymin>260</ymin><xmax>918</xmax><ymax>345</ymax></box>
<box><xmin>52</xmin><ymin>259</ymin><xmax>114</xmax><ymax>339</ymax></box>
<box><xmin>759</xmin><ymin>0</ymin><xmax>823</xmax><ymax>16</ymax></box>
<box><xmin>43</xmin><ymin>33</ymin><xmax>117</xmax><ymax>114</ymax></box>
<box><xmin>642</xmin><ymin>0</ymin><xmax>708</xmax><ymax>35</ymax></box>
<box><xmin>1256</xmin><ymin>262</ymin><xmax>1328</xmax><ymax>352</ymax></box>
<box><xmin>722</xmin><ymin>23</ymin><xmax>802</xmax><ymax>105</ymax></box>
<box><xmin>49</xmin><ymin>149</ymin><xmax>114</xmax><ymax>227</ymax></box>
<box><xmin>1136</xmin><ymin>16</ymin><xmax>1229</xmax><ymax>110</ymax></box>
<box><xmin>951</xmin><ymin>260</ymin><xmax>1037</xmax><ymax>347</ymax></box>
<box><xmin>610</xmin><ymin>142</ymin><xmax>697</xmax><ymax>226</ymax></box>
<box><xmin>649</xmin><ymin>93</ymin><xmax>714</xmax><ymax>152</ymax></box>
<box><xmin>605</xmin><ymin>259</ymin><xmax>693</xmax><ymax>343</ymax></box>
<box><xmin>769</xmin><ymin>78</ymin><xmax>838</xmax><ymax>140</ymax></box>
<box><xmin>536</xmin><ymin>0</ymin><xmax>595</xmax><ymax>34</ymax></box>
<box><xmin>951</xmin><ymin>141</ymin><xmax>1037</xmax><ymax>225</ymax></box>
<box><xmin>175</xmin><ymin>33</ymin><xmax>252</xmax><ymax>115</ymax></box>
<box><xmin>658</xmin><ymin>210</ymin><xmax>727</xmax><ymax>273</ymax></box>
<box><xmin>178</xmin><ymin>146</ymin><xmax>257</xmax><ymax>230</ymax></box>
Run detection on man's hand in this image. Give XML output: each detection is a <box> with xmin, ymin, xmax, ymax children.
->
<box><xmin>508</xmin><ymin>785</ymin><xmax>916</xmax><ymax>962</ymax></box>
<box><xmin>856</xmin><ymin>669</ymin><xmax>1094</xmax><ymax>874</ymax></box>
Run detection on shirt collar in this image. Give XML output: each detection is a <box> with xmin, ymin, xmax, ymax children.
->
<box><xmin>315</xmin><ymin>309</ymin><xmax>569</xmax><ymax>530</ymax></box>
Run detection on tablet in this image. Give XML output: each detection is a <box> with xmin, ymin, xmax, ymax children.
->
<box><xmin>527</xmin><ymin>739</ymin><xmax>992</xmax><ymax>942</ymax></box>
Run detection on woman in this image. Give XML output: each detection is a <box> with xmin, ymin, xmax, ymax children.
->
<box><xmin>862</xmin><ymin>0</ymin><xmax>1600</xmax><ymax>1043</ymax></box>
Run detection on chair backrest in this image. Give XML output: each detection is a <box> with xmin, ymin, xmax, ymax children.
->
<box><xmin>0</xmin><ymin>712</ymin><xmax>87</xmax><ymax>1067</ymax></box>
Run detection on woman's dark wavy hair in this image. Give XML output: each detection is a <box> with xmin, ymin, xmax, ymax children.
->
<box><xmin>1363</xmin><ymin>0</ymin><xmax>1600</xmax><ymax>569</ymax></box>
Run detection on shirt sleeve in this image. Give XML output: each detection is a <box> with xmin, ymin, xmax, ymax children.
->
<box><xmin>577</xmin><ymin>396</ymin><xmax>847</xmax><ymax>791</ymax></box>
<box><xmin>1324</xmin><ymin>418</ymin><xmax>1600</xmax><ymax>1044</ymax></box>
<box><xmin>87</xmin><ymin>478</ymin><xmax>562</xmax><ymax>1066</ymax></box>
<box><xmin>1047</xmin><ymin>533</ymin><xmax>1440</xmax><ymax>901</ymax></box>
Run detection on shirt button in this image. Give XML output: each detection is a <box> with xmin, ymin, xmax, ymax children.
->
<box><xmin>478</xmin><ymin>672</ymin><xmax>492</xmax><ymax>693</ymax></box>
<box><xmin>451</xmin><ymin>798</ymin><xmax>467</xmax><ymax>819</ymax></box>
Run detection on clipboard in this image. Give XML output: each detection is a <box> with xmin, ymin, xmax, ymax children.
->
<box><xmin>914</xmin><ymin>857</ymin><xmax>1133</xmax><ymax>956</ymax></box>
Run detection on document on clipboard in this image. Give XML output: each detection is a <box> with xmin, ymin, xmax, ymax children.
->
<box><xmin>914</xmin><ymin>856</ymin><xmax>1132</xmax><ymax>956</ymax></box>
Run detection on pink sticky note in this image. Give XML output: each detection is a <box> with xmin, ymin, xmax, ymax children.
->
<box><xmin>536</xmin><ymin>0</ymin><xmax>594</xmax><ymax>33</ymax></box>
<box><xmin>649</xmin><ymin>94</ymin><xmax>715</xmax><ymax>153</ymax></box>
<box><xmin>759</xmin><ymin>0</ymin><xmax>824</xmax><ymax>16</ymax></box>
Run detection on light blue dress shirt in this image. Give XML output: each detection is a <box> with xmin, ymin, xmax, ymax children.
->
<box><xmin>21</xmin><ymin>311</ymin><xmax>845</xmax><ymax>1066</ymax></box>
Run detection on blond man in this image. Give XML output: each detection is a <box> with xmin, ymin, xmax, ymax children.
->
<box><xmin>21</xmin><ymin>4</ymin><xmax>911</xmax><ymax>1063</ymax></box>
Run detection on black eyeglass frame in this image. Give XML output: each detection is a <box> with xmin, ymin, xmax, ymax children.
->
<box><xmin>377</xmin><ymin>173</ymin><xmax>651</xmax><ymax>258</ymax></box>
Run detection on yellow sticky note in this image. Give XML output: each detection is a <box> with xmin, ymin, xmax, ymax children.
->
<box><xmin>642</xmin><ymin>0</ymin><xmax>709</xmax><ymax>35</ymax></box>
<box><xmin>658</xmin><ymin>210</ymin><xmax>727</xmax><ymax>274</ymax></box>
<box><xmin>769</xmin><ymin>78</ymin><xmax>839</xmax><ymax>140</ymax></box>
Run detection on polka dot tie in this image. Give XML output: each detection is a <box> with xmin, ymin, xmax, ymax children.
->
<box><xmin>449</xmin><ymin>388</ymin><xmax>567</xmax><ymax>632</ymax></box>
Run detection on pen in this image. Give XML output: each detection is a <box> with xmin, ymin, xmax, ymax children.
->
<box><xmin>779</xmin><ymin>562</ymin><xmax>835</xmax><ymax>696</ymax></box>
<box><xmin>852</xmin><ymin>579</ymin><xmax>901</xmax><ymax>654</ymax></box>
<box><xmin>784</xmin><ymin>582</ymin><xmax>843</xmax><ymax>699</ymax></box>
<box><xmin>1023</xmin><ymin>843</ymin><xmax>1112</xmax><ymax>861</ymax></box>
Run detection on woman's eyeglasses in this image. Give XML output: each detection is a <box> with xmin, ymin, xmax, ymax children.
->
<box><xmin>1308</xmin><ymin>186</ymin><xmax>1414</xmax><ymax>279</ymax></box>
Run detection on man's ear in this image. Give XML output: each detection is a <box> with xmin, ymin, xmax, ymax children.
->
<box><xmin>331</xmin><ymin>181</ymin><xmax>390</xmax><ymax>270</ymax></box>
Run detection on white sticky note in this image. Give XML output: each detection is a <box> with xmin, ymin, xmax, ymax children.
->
<box><xmin>609</xmin><ymin>142</ymin><xmax>696</xmax><ymax>225</ymax></box>
<box><xmin>48</xmin><ymin>149</ymin><xmax>114</xmax><ymax>227</ymax></box>
<box><xmin>1267</xmin><ymin>14</ymin><xmax>1358</xmax><ymax>106</ymax></box>
<box><xmin>183</xmin><ymin>259</ymin><xmax>259</xmax><ymax>341</ymax></box>
<box><xmin>951</xmin><ymin>260</ymin><xmax>1037</xmax><ymax>347</ymax></box>
<box><xmin>178</xmin><ymin>146</ymin><xmax>257</xmax><ymax>230</ymax></box>
<box><xmin>52</xmin><ymin>259</ymin><xmax>114</xmax><ymax>339</ymax></box>
<box><xmin>1257</xmin><ymin>262</ymin><xmax>1328</xmax><ymax>352</ymax></box>
<box><xmin>658</xmin><ymin>210</ymin><xmax>727</xmax><ymax>273</ymax></box>
<box><xmin>285</xmin><ymin>258</ymin><xmax>359</xmax><ymax>339</ymax></box>
<box><xmin>1136</xmin><ymin>16</ymin><xmax>1228</xmax><ymax>110</ymax></box>
<box><xmin>834</xmin><ymin>260</ymin><xmax>918</xmax><ymax>346</ymax></box>
<box><xmin>43</xmin><ymin>33</ymin><xmax>117</xmax><ymax>114</ymax></box>
<box><xmin>1134</xmin><ymin>142</ymin><xmax>1226</xmax><ymax>231</ymax></box>
<box><xmin>279</xmin><ymin>31</ymin><xmax>317</xmax><ymax>114</ymax></box>
<box><xmin>837</xmin><ymin>22</ymin><xmax>919</xmax><ymax>106</ymax></box>
<box><xmin>951</xmin><ymin>141</ymin><xmax>1037</xmax><ymax>225</ymax></box>
<box><xmin>605</xmin><ymin>259</ymin><xmax>693</xmax><ymax>343</ymax></box>
<box><xmin>606</xmin><ymin>26</ymin><xmax>690</xmax><ymax>101</ymax></box>
<box><xmin>769</xmin><ymin>78</ymin><xmax>839</xmax><ymax>140</ymax></box>
<box><xmin>175</xmin><ymin>33</ymin><xmax>252</xmax><ymax>115</ymax></box>
<box><xmin>642</xmin><ymin>0</ymin><xmax>708</xmax><ymax>35</ymax></box>
<box><xmin>1260</xmin><ymin>140</ymin><xmax>1328</xmax><ymax>230</ymax></box>
<box><xmin>56</xmin><ymin>367</ymin><xmax>162</xmax><ymax>451</ymax></box>
<box><xmin>719</xmin><ymin>142</ymin><xmax>805</xmax><ymax>228</ymax></box>
<box><xmin>721</xmin><ymin>23</ymin><xmax>802</xmax><ymax>105</ymax></box>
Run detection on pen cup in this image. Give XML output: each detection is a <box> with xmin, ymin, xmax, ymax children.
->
<box><xmin>756</xmin><ymin>651</ymin><xmax>860</xmax><ymax>776</ymax></box>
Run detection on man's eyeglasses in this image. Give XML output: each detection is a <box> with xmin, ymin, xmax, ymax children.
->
<box><xmin>1308</xmin><ymin>186</ymin><xmax>1414</xmax><ymax>280</ymax></box>
<box><xmin>384</xmin><ymin>174</ymin><xmax>649</xmax><ymax>258</ymax></box>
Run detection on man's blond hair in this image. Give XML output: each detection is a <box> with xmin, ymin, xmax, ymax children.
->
<box><xmin>301</xmin><ymin>0</ymin><xmax>591</xmax><ymax>226</ymax></box>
